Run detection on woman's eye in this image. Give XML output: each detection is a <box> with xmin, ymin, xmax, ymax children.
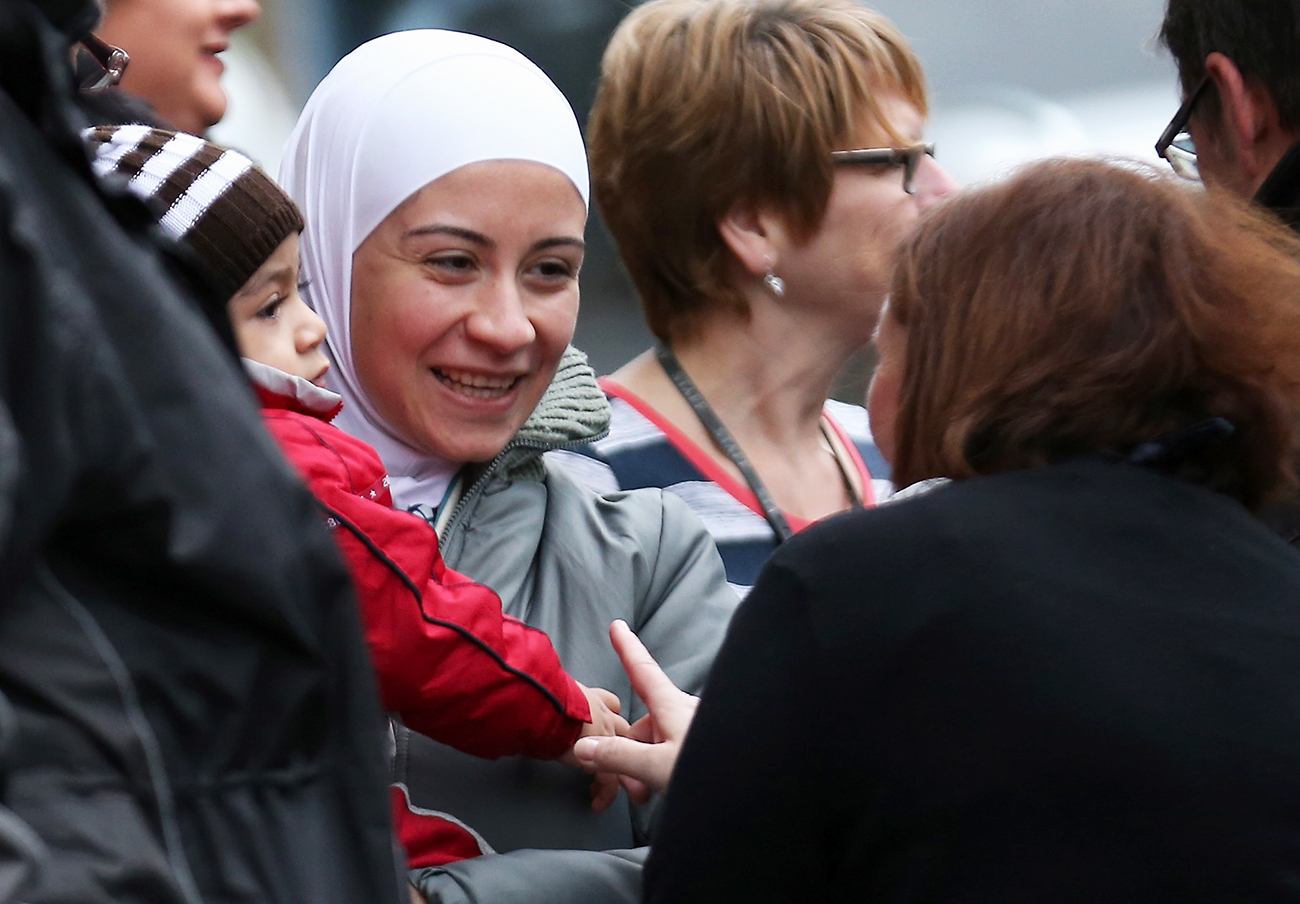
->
<box><xmin>530</xmin><ymin>258</ymin><xmax>578</xmax><ymax>282</ymax></box>
<box><xmin>426</xmin><ymin>253</ymin><xmax>476</xmax><ymax>276</ymax></box>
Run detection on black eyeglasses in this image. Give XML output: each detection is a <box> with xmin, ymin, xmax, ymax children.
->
<box><xmin>1155</xmin><ymin>75</ymin><xmax>1209</xmax><ymax>182</ymax></box>
<box><xmin>831</xmin><ymin>142</ymin><xmax>935</xmax><ymax>194</ymax></box>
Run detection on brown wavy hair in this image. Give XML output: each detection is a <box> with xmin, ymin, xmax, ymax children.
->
<box><xmin>888</xmin><ymin>158</ymin><xmax>1300</xmax><ymax>508</ymax></box>
<box><xmin>589</xmin><ymin>0</ymin><xmax>926</xmax><ymax>342</ymax></box>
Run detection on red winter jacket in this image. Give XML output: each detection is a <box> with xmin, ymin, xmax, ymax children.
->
<box><xmin>247</xmin><ymin>361</ymin><xmax>590</xmax><ymax>864</ymax></box>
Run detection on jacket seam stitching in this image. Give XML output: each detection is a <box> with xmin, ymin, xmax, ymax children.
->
<box><xmin>320</xmin><ymin>503</ymin><xmax>574</xmax><ymax>718</ymax></box>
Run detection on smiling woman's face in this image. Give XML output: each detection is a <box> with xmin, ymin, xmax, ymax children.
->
<box><xmin>348</xmin><ymin>159</ymin><xmax>586</xmax><ymax>464</ymax></box>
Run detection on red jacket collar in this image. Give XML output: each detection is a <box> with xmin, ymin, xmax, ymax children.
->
<box><xmin>243</xmin><ymin>359</ymin><xmax>344</xmax><ymax>421</ymax></box>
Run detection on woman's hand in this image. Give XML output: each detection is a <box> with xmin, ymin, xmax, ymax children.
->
<box><xmin>572</xmin><ymin>620</ymin><xmax>699</xmax><ymax>803</ymax></box>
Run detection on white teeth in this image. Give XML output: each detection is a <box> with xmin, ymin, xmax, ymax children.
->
<box><xmin>433</xmin><ymin>368</ymin><xmax>519</xmax><ymax>399</ymax></box>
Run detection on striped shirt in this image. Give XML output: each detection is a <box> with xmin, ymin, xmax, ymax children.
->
<box><xmin>550</xmin><ymin>379</ymin><xmax>892</xmax><ymax>598</ymax></box>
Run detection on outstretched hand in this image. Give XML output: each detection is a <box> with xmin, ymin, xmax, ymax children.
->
<box><xmin>572</xmin><ymin>619</ymin><xmax>699</xmax><ymax>804</ymax></box>
<box><xmin>559</xmin><ymin>683</ymin><xmax>629</xmax><ymax>813</ymax></box>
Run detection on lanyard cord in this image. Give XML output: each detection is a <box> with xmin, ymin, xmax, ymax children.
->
<box><xmin>656</xmin><ymin>344</ymin><xmax>795</xmax><ymax>542</ymax></box>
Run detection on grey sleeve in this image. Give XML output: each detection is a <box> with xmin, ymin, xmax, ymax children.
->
<box><xmin>631</xmin><ymin>490</ymin><xmax>740</xmax><ymax>698</ymax></box>
<box><xmin>411</xmin><ymin>847</ymin><xmax>646</xmax><ymax>904</ymax></box>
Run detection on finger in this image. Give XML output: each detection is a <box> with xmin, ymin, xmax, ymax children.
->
<box><xmin>619</xmin><ymin>774</ymin><xmax>652</xmax><ymax>805</ymax></box>
<box><xmin>589</xmin><ymin>773</ymin><xmax>621</xmax><ymax>814</ymax></box>
<box><xmin>589</xmin><ymin>686</ymin><xmax>622</xmax><ymax>715</ymax></box>
<box><xmin>609</xmin><ymin>620</ymin><xmax>681</xmax><ymax>713</ymax></box>
<box><xmin>623</xmin><ymin>714</ymin><xmax>656</xmax><ymax>743</ymax></box>
<box><xmin>573</xmin><ymin>735</ymin><xmax>670</xmax><ymax>791</ymax></box>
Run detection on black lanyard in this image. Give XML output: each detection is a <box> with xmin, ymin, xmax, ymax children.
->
<box><xmin>656</xmin><ymin>344</ymin><xmax>796</xmax><ymax>542</ymax></box>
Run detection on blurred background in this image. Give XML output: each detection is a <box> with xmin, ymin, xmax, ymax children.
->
<box><xmin>212</xmin><ymin>0</ymin><xmax>1179</xmax><ymax>399</ymax></box>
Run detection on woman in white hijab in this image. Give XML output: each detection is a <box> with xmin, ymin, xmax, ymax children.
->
<box><xmin>280</xmin><ymin>30</ymin><xmax>736</xmax><ymax>904</ymax></box>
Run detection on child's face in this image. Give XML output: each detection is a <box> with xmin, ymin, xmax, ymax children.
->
<box><xmin>229</xmin><ymin>233</ymin><xmax>330</xmax><ymax>387</ymax></box>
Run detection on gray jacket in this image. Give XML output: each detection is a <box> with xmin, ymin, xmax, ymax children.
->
<box><xmin>403</xmin><ymin>349</ymin><xmax>738</xmax><ymax>904</ymax></box>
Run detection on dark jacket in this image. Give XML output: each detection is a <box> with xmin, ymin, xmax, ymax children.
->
<box><xmin>1257</xmin><ymin>138</ymin><xmax>1300</xmax><ymax>231</ymax></box>
<box><xmin>0</xmin><ymin>3</ymin><xmax>403</xmax><ymax>901</ymax></box>
<box><xmin>1256</xmin><ymin>139</ymin><xmax>1300</xmax><ymax>546</ymax></box>
<box><xmin>647</xmin><ymin>457</ymin><xmax>1300</xmax><ymax>903</ymax></box>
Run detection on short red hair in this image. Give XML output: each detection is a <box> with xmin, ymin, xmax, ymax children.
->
<box><xmin>589</xmin><ymin>0</ymin><xmax>927</xmax><ymax>342</ymax></box>
<box><xmin>888</xmin><ymin>158</ymin><xmax>1300</xmax><ymax>508</ymax></box>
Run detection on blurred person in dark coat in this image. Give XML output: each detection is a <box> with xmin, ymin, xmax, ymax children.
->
<box><xmin>644</xmin><ymin>158</ymin><xmax>1300</xmax><ymax>903</ymax></box>
<box><xmin>0</xmin><ymin>0</ymin><xmax>405</xmax><ymax>900</ymax></box>
<box><xmin>1157</xmin><ymin>0</ymin><xmax>1300</xmax><ymax>545</ymax></box>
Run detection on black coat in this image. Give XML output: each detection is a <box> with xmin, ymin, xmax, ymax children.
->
<box><xmin>1256</xmin><ymin>138</ymin><xmax>1300</xmax><ymax>547</ymax></box>
<box><xmin>0</xmin><ymin>3</ymin><xmax>402</xmax><ymax>901</ymax></box>
<box><xmin>646</xmin><ymin>458</ymin><xmax>1300</xmax><ymax>903</ymax></box>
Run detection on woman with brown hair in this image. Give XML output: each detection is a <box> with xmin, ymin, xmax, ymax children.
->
<box><xmin>641</xmin><ymin>158</ymin><xmax>1300</xmax><ymax>903</ymax></box>
<box><xmin>559</xmin><ymin>0</ymin><xmax>955</xmax><ymax>596</ymax></box>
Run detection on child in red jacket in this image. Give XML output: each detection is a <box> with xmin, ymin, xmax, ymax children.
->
<box><xmin>86</xmin><ymin>125</ymin><xmax>626</xmax><ymax>866</ymax></box>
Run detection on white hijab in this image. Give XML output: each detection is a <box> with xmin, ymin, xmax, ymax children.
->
<box><xmin>279</xmin><ymin>29</ymin><xmax>589</xmax><ymax>509</ymax></box>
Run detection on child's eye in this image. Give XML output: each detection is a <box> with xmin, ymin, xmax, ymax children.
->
<box><xmin>256</xmin><ymin>294</ymin><xmax>285</xmax><ymax>320</ymax></box>
<box><xmin>297</xmin><ymin>278</ymin><xmax>311</xmax><ymax>293</ymax></box>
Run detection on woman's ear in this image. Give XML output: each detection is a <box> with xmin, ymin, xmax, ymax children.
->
<box><xmin>716</xmin><ymin>199</ymin><xmax>788</xmax><ymax>277</ymax></box>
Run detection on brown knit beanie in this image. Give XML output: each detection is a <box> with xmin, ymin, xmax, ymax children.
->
<box><xmin>84</xmin><ymin>124</ymin><xmax>304</xmax><ymax>299</ymax></box>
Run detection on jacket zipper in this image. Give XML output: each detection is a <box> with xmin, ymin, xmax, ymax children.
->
<box><xmin>438</xmin><ymin>431</ymin><xmax>608</xmax><ymax>549</ymax></box>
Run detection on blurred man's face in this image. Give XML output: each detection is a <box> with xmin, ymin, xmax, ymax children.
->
<box><xmin>96</xmin><ymin>0</ymin><xmax>260</xmax><ymax>134</ymax></box>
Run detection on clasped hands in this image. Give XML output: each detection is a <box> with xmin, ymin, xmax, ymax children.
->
<box><xmin>560</xmin><ymin>619</ymin><xmax>699</xmax><ymax>812</ymax></box>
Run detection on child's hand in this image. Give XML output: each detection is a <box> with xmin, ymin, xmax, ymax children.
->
<box><xmin>564</xmin><ymin>684</ymin><xmax>629</xmax><ymax>812</ymax></box>
<box><xmin>578</xmin><ymin>684</ymin><xmax>629</xmax><ymax>739</ymax></box>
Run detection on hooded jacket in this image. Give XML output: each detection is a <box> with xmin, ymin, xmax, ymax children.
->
<box><xmin>0</xmin><ymin>3</ymin><xmax>402</xmax><ymax>901</ymax></box>
<box><xmin>403</xmin><ymin>350</ymin><xmax>739</xmax><ymax>904</ymax></box>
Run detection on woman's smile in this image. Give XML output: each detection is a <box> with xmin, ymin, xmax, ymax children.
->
<box><xmin>432</xmin><ymin>367</ymin><xmax>524</xmax><ymax>401</ymax></box>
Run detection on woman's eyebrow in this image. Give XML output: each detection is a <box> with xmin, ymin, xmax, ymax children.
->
<box><xmin>534</xmin><ymin>237</ymin><xmax>586</xmax><ymax>252</ymax></box>
<box><xmin>401</xmin><ymin>227</ymin><xmax>584</xmax><ymax>253</ymax></box>
<box><xmin>403</xmin><ymin>225</ymin><xmax>492</xmax><ymax>246</ymax></box>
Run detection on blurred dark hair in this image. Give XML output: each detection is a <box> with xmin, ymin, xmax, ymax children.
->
<box><xmin>887</xmin><ymin>158</ymin><xmax>1300</xmax><ymax>508</ymax></box>
<box><xmin>1159</xmin><ymin>0</ymin><xmax>1300</xmax><ymax>129</ymax></box>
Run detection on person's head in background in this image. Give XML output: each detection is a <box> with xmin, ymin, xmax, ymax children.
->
<box><xmin>869</xmin><ymin>158</ymin><xmax>1300</xmax><ymax>508</ymax></box>
<box><xmin>94</xmin><ymin>0</ymin><xmax>260</xmax><ymax>133</ymax></box>
<box><xmin>85</xmin><ymin>124</ymin><xmax>327</xmax><ymax>385</ymax></box>
<box><xmin>1157</xmin><ymin>0</ymin><xmax>1300</xmax><ymax>200</ymax></box>
<box><xmin>588</xmin><ymin>0</ymin><xmax>955</xmax><ymax>349</ymax></box>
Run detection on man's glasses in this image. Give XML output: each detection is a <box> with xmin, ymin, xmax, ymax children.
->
<box><xmin>1156</xmin><ymin>75</ymin><xmax>1209</xmax><ymax>182</ymax></box>
<box><xmin>78</xmin><ymin>33</ymin><xmax>130</xmax><ymax>92</ymax></box>
<box><xmin>832</xmin><ymin>142</ymin><xmax>936</xmax><ymax>194</ymax></box>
